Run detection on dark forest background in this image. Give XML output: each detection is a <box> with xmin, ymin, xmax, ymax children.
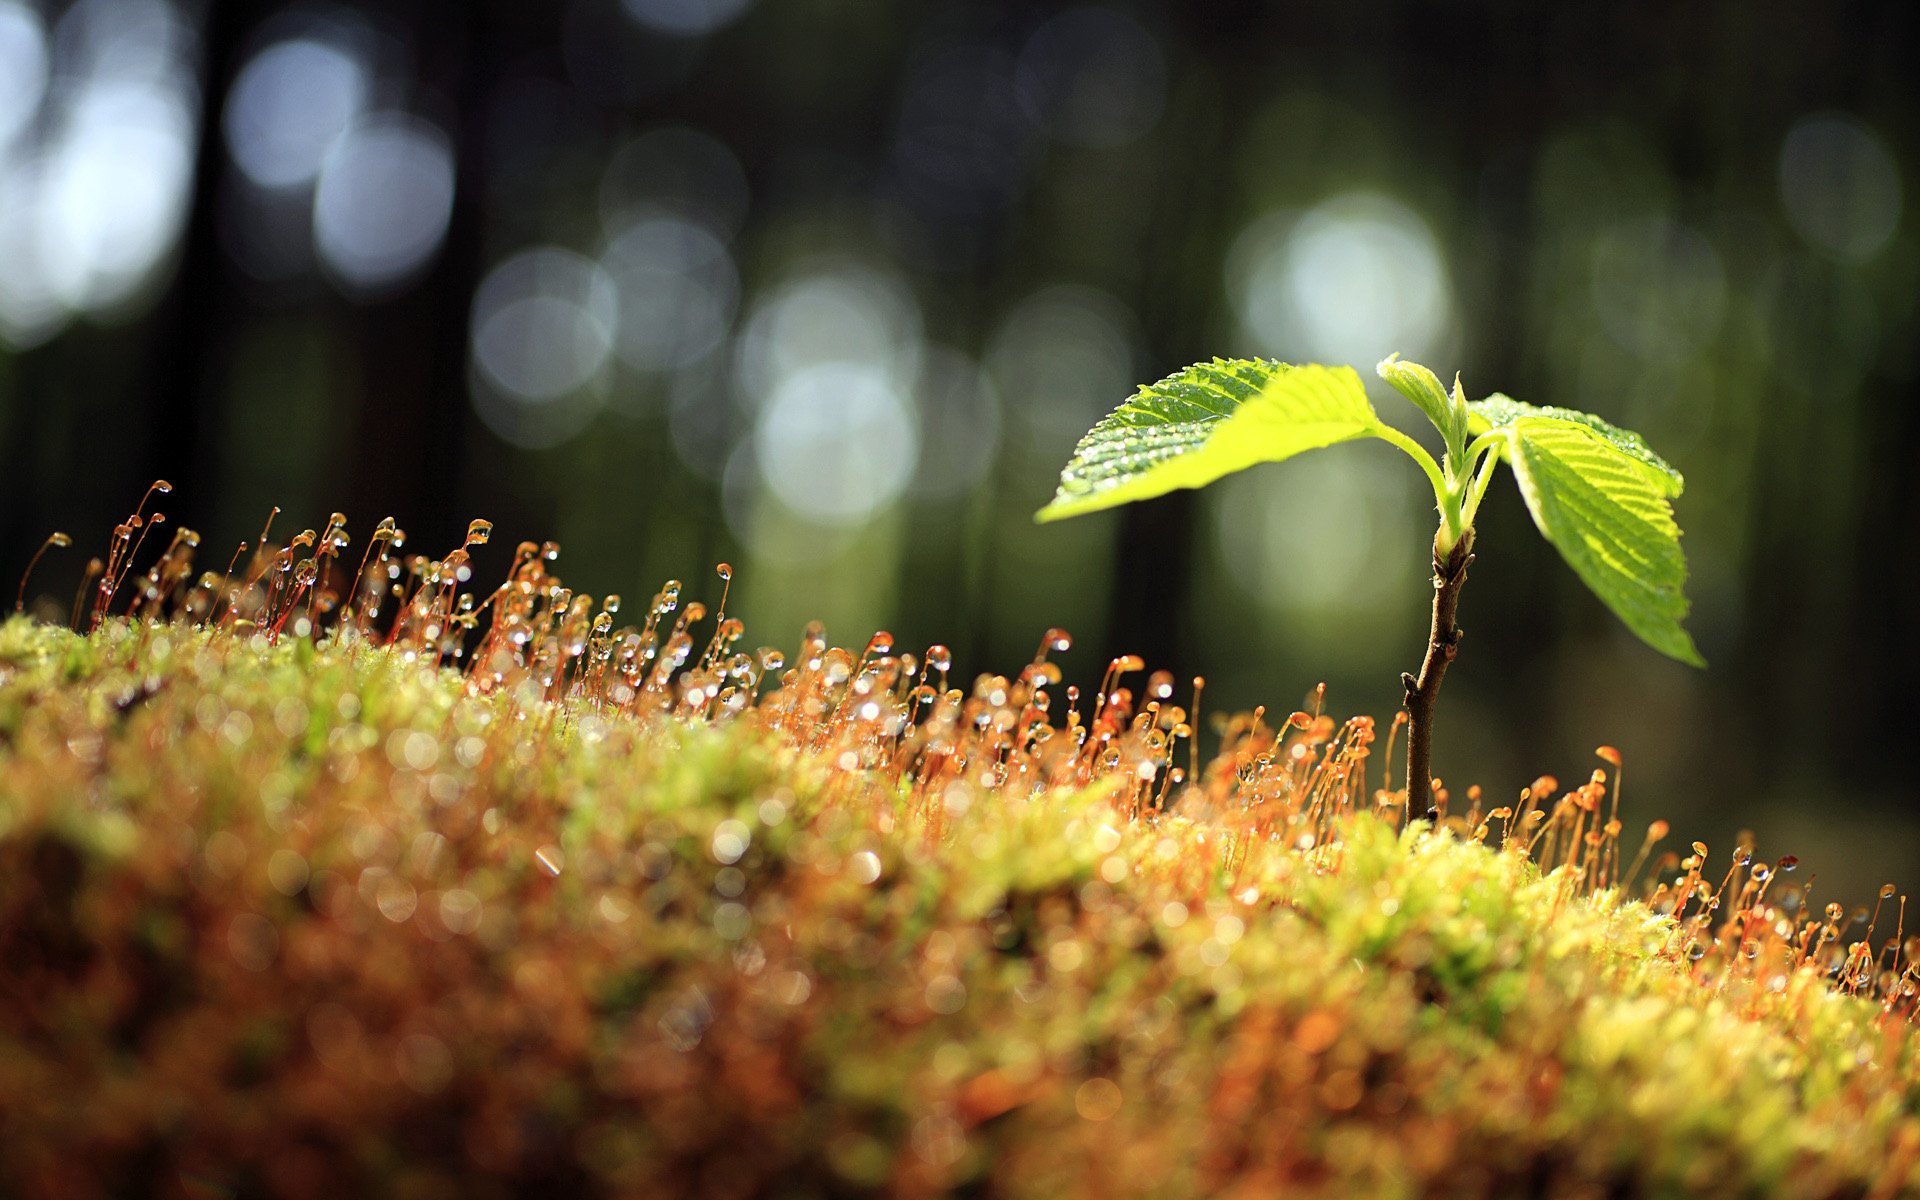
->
<box><xmin>1</xmin><ymin>0</ymin><xmax>1917</xmax><ymax>897</ymax></box>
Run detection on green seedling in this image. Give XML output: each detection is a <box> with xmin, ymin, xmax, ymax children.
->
<box><xmin>1037</xmin><ymin>356</ymin><xmax>1702</xmax><ymax>816</ymax></box>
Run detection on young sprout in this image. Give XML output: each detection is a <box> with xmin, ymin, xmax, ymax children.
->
<box><xmin>1037</xmin><ymin>356</ymin><xmax>1702</xmax><ymax>817</ymax></box>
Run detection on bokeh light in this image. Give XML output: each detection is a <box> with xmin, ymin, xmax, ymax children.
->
<box><xmin>0</xmin><ymin>0</ymin><xmax>195</xmax><ymax>345</ymax></box>
<box><xmin>0</xmin><ymin>0</ymin><xmax>49</xmax><ymax>151</ymax></box>
<box><xmin>1231</xmin><ymin>193</ymin><xmax>1452</xmax><ymax>368</ymax></box>
<box><xmin>600</xmin><ymin>213</ymin><xmax>737</xmax><ymax>372</ymax></box>
<box><xmin>1778</xmin><ymin>113</ymin><xmax>1903</xmax><ymax>263</ymax></box>
<box><xmin>224</xmin><ymin>36</ymin><xmax>369</xmax><ymax>190</ymax></box>
<box><xmin>469</xmin><ymin>247</ymin><xmax>618</xmax><ymax>447</ymax></box>
<box><xmin>722</xmin><ymin>263</ymin><xmax>929</xmax><ymax>560</ymax></box>
<box><xmin>312</xmin><ymin>113</ymin><xmax>455</xmax><ymax>294</ymax></box>
<box><xmin>0</xmin><ymin>172</ymin><xmax>63</xmax><ymax>347</ymax></box>
<box><xmin>36</xmin><ymin>78</ymin><xmax>196</xmax><ymax>314</ymax></box>
<box><xmin>734</xmin><ymin>265</ymin><xmax>924</xmax><ymax>402</ymax></box>
<box><xmin>59</xmin><ymin>0</ymin><xmax>187</xmax><ymax>83</ymax></box>
<box><xmin>753</xmin><ymin>361</ymin><xmax>920</xmax><ymax>526</ymax></box>
<box><xmin>619</xmin><ymin>0</ymin><xmax>755</xmax><ymax>38</ymax></box>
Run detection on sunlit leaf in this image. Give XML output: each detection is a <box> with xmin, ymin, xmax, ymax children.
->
<box><xmin>1470</xmin><ymin>394</ymin><xmax>1683</xmax><ymax>496</ymax></box>
<box><xmin>1505</xmin><ymin>416</ymin><xmax>1703</xmax><ymax>666</ymax></box>
<box><xmin>1036</xmin><ymin>360</ymin><xmax>1381</xmax><ymax>521</ymax></box>
<box><xmin>1378</xmin><ymin>354</ymin><xmax>1460</xmax><ymax>446</ymax></box>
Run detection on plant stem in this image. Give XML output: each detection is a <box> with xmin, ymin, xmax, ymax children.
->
<box><xmin>1402</xmin><ymin>528</ymin><xmax>1474</xmax><ymax>822</ymax></box>
<box><xmin>1371</xmin><ymin>425</ymin><xmax>1449</xmax><ymax>520</ymax></box>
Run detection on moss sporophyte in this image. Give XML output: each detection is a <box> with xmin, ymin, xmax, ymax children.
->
<box><xmin>1038</xmin><ymin>357</ymin><xmax>1702</xmax><ymax>818</ymax></box>
<box><xmin>5</xmin><ymin>487</ymin><xmax>1920</xmax><ymax>1197</ymax></box>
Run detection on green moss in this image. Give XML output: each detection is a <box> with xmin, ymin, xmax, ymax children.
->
<box><xmin>0</xmin><ymin>615</ymin><xmax>1914</xmax><ymax>1199</ymax></box>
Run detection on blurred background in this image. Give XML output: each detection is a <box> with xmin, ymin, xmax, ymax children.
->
<box><xmin>0</xmin><ymin>0</ymin><xmax>1915</xmax><ymax>896</ymax></box>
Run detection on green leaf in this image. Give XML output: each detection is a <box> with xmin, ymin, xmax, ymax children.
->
<box><xmin>1035</xmin><ymin>360</ymin><xmax>1382</xmax><ymax>522</ymax></box>
<box><xmin>1469</xmin><ymin>394</ymin><xmax>1683</xmax><ymax>496</ymax></box>
<box><xmin>1377</xmin><ymin>355</ymin><xmax>1457</xmax><ymax>442</ymax></box>
<box><xmin>1504</xmin><ymin>416</ymin><xmax>1704</xmax><ymax>666</ymax></box>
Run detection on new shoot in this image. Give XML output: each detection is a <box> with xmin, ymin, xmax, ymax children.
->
<box><xmin>1037</xmin><ymin>357</ymin><xmax>1703</xmax><ymax>816</ymax></box>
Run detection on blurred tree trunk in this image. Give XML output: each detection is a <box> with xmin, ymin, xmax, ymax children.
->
<box><xmin>138</xmin><ymin>0</ymin><xmax>248</xmax><ymax>545</ymax></box>
<box><xmin>342</xmin><ymin>0</ymin><xmax>486</xmax><ymax>552</ymax></box>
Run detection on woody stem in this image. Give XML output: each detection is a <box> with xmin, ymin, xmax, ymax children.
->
<box><xmin>1402</xmin><ymin>529</ymin><xmax>1474</xmax><ymax>822</ymax></box>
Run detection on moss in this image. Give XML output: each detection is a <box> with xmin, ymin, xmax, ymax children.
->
<box><xmin>0</xmin><ymin>615</ymin><xmax>1915</xmax><ymax>1199</ymax></box>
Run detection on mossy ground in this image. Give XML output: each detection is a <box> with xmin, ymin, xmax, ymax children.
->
<box><xmin>1</xmin><ymin>615</ymin><xmax>1916</xmax><ymax>1199</ymax></box>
